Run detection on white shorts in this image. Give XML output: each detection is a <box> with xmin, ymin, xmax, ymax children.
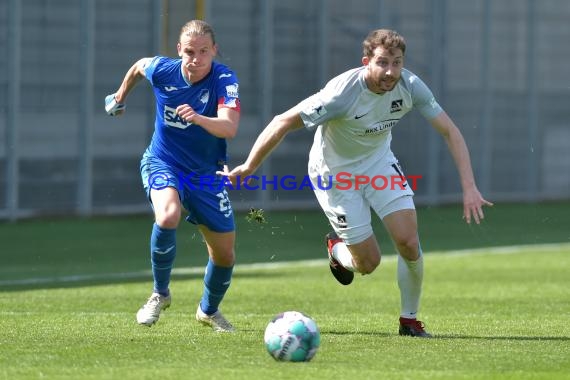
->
<box><xmin>310</xmin><ymin>160</ymin><xmax>415</xmax><ymax>245</ymax></box>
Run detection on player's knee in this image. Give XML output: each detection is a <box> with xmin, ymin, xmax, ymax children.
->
<box><xmin>395</xmin><ymin>234</ymin><xmax>420</xmax><ymax>261</ymax></box>
<box><xmin>154</xmin><ymin>209</ymin><xmax>180</xmax><ymax>229</ymax></box>
<box><xmin>366</xmin><ymin>254</ymin><xmax>381</xmax><ymax>274</ymax></box>
<box><xmin>354</xmin><ymin>253</ymin><xmax>381</xmax><ymax>274</ymax></box>
<box><xmin>211</xmin><ymin>250</ymin><xmax>235</xmax><ymax>267</ymax></box>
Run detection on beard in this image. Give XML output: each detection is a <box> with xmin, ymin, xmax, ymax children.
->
<box><xmin>378</xmin><ymin>76</ymin><xmax>399</xmax><ymax>92</ymax></box>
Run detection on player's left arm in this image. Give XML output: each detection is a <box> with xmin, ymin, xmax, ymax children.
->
<box><xmin>429</xmin><ymin>111</ymin><xmax>493</xmax><ymax>224</ymax></box>
<box><xmin>176</xmin><ymin>104</ymin><xmax>240</xmax><ymax>139</ymax></box>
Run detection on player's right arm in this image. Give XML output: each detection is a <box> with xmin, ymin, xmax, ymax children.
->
<box><xmin>221</xmin><ymin>106</ymin><xmax>304</xmax><ymax>184</ymax></box>
<box><xmin>221</xmin><ymin>78</ymin><xmax>346</xmax><ymax>184</ymax></box>
<box><xmin>105</xmin><ymin>57</ymin><xmax>152</xmax><ymax>116</ymax></box>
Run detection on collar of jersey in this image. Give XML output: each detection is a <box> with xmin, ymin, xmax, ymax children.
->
<box><xmin>180</xmin><ymin>62</ymin><xmax>214</xmax><ymax>87</ymax></box>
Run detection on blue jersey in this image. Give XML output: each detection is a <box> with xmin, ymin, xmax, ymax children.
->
<box><xmin>143</xmin><ymin>57</ymin><xmax>240</xmax><ymax>177</ymax></box>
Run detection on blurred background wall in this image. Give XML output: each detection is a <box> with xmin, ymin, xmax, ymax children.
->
<box><xmin>1</xmin><ymin>0</ymin><xmax>569</xmax><ymax>220</ymax></box>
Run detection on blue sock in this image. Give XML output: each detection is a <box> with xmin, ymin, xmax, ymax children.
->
<box><xmin>200</xmin><ymin>259</ymin><xmax>233</xmax><ymax>315</ymax></box>
<box><xmin>150</xmin><ymin>223</ymin><xmax>176</xmax><ymax>296</ymax></box>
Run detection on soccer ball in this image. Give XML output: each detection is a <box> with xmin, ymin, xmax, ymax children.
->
<box><xmin>264</xmin><ymin>311</ymin><xmax>321</xmax><ymax>362</ymax></box>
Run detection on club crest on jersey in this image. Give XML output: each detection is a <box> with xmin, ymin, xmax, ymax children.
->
<box><xmin>390</xmin><ymin>99</ymin><xmax>403</xmax><ymax>113</ymax></box>
<box><xmin>164</xmin><ymin>105</ymin><xmax>191</xmax><ymax>129</ymax></box>
<box><xmin>199</xmin><ymin>89</ymin><xmax>210</xmax><ymax>104</ymax></box>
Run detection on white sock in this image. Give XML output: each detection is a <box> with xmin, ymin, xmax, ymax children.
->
<box><xmin>332</xmin><ymin>242</ymin><xmax>356</xmax><ymax>272</ymax></box>
<box><xmin>397</xmin><ymin>252</ymin><xmax>423</xmax><ymax>319</ymax></box>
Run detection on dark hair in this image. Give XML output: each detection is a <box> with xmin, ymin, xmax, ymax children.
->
<box><xmin>363</xmin><ymin>29</ymin><xmax>406</xmax><ymax>57</ymax></box>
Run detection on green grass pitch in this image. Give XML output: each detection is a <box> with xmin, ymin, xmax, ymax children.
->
<box><xmin>1</xmin><ymin>202</ymin><xmax>569</xmax><ymax>379</ymax></box>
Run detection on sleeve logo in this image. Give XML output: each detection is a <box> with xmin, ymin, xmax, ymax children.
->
<box><xmin>303</xmin><ymin>100</ymin><xmax>327</xmax><ymax>121</ymax></box>
<box><xmin>225</xmin><ymin>83</ymin><xmax>239</xmax><ymax>98</ymax></box>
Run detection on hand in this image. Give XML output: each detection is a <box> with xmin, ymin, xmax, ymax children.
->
<box><xmin>105</xmin><ymin>93</ymin><xmax>126</xmax><ymax>116</ymax></box>
<box><xmin>462</xmin><ymin>187</ymin><xmax>493</xmax><ymax>224</ymax></box>
<box><xmin>216</xmin><ymin>164</ymin><xmax>255</xmax><ymax>187</ymax></box>
<box><xmin>176</xmin><ymin>104</ymin><xmax>199</xmax><ymax>123</ymax></box>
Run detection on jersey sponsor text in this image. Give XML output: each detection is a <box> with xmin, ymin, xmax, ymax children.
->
<box><xmin>361</xmin><ymin>119</ymin><xmax>398</xmax><ymax>136</ymax></box>
<box><xmin>164</xmin><ymin>105</ymin><xmax>191</xmax><ymax>129</ymax></box>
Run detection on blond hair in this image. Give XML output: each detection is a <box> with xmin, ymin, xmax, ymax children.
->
<box><xmin>179</xmin><ymin>20</ymin><xmax>216</xmax><ymax>44</ymax></box>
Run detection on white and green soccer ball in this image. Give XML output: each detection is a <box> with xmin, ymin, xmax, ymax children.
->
<box><xmin>264</xmin><ymin>311</ymin><xmax>321</xmax><ymax>362</ymax></box>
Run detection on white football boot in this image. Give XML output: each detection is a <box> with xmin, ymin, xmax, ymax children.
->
<box><xmin>195</xmin><ymin>305</ymin><xmax>235</xmax><ymax>332</ymax></box>
<box><xmin>136</xmin><ymin>292</ymin><xmax>171</xmax><ymax>326</ymax></box>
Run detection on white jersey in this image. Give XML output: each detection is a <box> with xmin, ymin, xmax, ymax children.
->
<box><xmin>299</xmin><ymin>67</ymin><xmax>443</xmax><ymax>177</ymax></box>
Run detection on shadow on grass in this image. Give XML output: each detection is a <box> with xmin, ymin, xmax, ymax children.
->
<box><xmin>323</xmin><ymin>330</ymin><xmax>569</xmax><ymax>341</ymax></box>
<box><xmin>325</xmin><ymin>330</ymin><xmax>393</xmax><ymax>338</ymax></box>
<box><xmin>433</xmin><ymin>334</ymin><xmax>570</xmax><ymax>341</ymax></box>
<box><xmin>0</xmin><ymin>270</ymin><xmax>292</xmax><ymax>292</ymax></box>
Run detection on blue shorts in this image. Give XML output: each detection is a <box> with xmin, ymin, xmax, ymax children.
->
<box><xmin>140</xmin><ymin>154</ymin><xmax>235</xmax><ymax>233</ymax></box>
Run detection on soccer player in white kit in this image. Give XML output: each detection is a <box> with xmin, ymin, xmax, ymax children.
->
<box><xmin>222</xmin><ymin>29</ymin><xmax>492</xmax><ymax>337</ymax></box>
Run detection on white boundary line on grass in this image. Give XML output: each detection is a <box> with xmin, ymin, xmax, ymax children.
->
<box><xmin>1</xmin><ymin>242</ymin><xmax>569</xmax><ymax>287</ymax></box>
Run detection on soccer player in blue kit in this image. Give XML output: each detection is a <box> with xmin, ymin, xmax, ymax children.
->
<box><xmin>105</xmin><ymin>20</ymin><xmax>240</xmax><ymax>332</ymax></box>
<box><xmin>221</xmin><ymin>29</ymin><xmax>493</xmax><ymax>337</ymax></box>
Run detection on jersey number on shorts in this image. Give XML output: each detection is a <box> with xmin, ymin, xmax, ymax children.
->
<box><xmin>216</xmin><ymin>191</ymin><xmax>232</xmax><ymax>217</ymax></box>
